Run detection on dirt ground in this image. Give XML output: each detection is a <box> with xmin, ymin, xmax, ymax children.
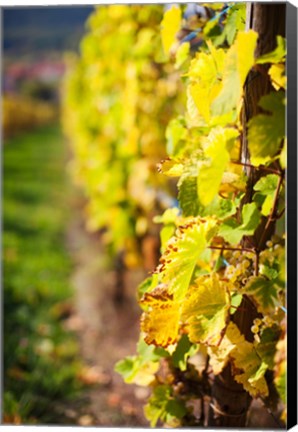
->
<box><xmin>65</xmin><ymin>209</ymin><xmax>149</xmax><ymax>427</ymax></box>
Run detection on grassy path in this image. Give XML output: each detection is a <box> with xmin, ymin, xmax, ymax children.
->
<box><xmin>3</xmin><ymin>126</ymin><xmax>88</xmax><ymax>424</ymax></box>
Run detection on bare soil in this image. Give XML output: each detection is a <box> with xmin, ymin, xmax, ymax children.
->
<box><xmin>65</xmin><ymin>209</ymin><xmax>149</xmax><ymax>427</ymax></box>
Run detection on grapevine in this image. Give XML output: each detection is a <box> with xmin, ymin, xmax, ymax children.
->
<box><xmin>64</xmin><ymin>3</ymin><xmax>287</xmax><ymax>428</ymax></box>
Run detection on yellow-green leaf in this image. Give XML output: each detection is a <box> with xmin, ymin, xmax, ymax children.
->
<box><xmin>181</xmin><ymin>274</ymin><xmax>230</xmax><ymax>346</ymax></box>
<box><xmin>269</xmin><ymin>63</ymin><xmax>286</xmax><ymax>90</ymax></box>
<box><xmin>212</xmin><ymin>30</ymin><xmax>258</xmax><ymax>116</ymax></box>
<box><xmin>156</xmin><ymin>218</ymin><xmax>218</xmax><ymax>299</ymax></box>
<box><xmin>256</xmin><ymin>36</ymin><xmax>286</xmax><ymax>65</ymax></box>
<box><xmin>233</xmin><ymin>341</ymin><xmax>269</xmax><ymax>397</ymax></box>
<box><xmin>244</xmin><ymin>276</ymin><xmax>279</xmax><ymax>314</ymax></box>
<box><xmin>208</xmin><ymin>321</ymin><xmax>246</xmax><ymax>374</ymax></box>
<box><xmin>218</xmin><ymin>202</ymin><xmax>261</xmax><ymax>245</ymax></box>
<box><xmin>175</xmin><ymin>42</ymin><xmax>190</xmax><ymax>69</ymax></box>
<box><xmin>248</xmin><ymin>92</ymin><xmax>285</xmax><ymax>166</ymax></box>
<box><xmin>197</xmin><ymin>127</ymin><xmax>239</xmax><ymax>206</ymax></box>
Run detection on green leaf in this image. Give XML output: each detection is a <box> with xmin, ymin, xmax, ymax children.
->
<box><xmin>181</xmin><ymin>273</ymin><xmax>230</xmax><ymax>345</ymax></box>
<box><xmin>230</xmin><ymin>293</ymin><xmax>243</xmax><ymax>315</ymax></box>
<box><xmin>178</xmin><ymin>175</ymin><xmax>200</xmax><ymax>217</ymax></box>
<box><xmin>165</xmin><ymin>399</ymin><xmax>187</xmax><ymax>421</ymax></box>
<box><xmin>144</xmin><ymin>385</ymin><xmax>186</xmax><ymax>426</ymax></box>
<box><xmin>175</xmin><ymin>42</ymin><xmax>190</xmax><ymax>69</ymax></box>
<box><xmin>197</xmin><ymin>127</ymin><xmax>239</xmax><ymax>206</ymax></box>
<box><xmin>218</xmin><ymin>202</ymin><xmax>261</xmax><ymax>245</ymax></box>
<box><xmin>256</xmin><ymin>36</ymin><xmax>286</xmax><ymax>64</ymax></box>
<box><xmin>137</xmin><ymin>338</ymin><xmax>168</xmax><ymax>362</ymax></box>
<box><xmin>165</xmin><ymin>117</ymin><xmax>187</xmax><ymax>156</ymax></box>
<box><xmin>144</xmin><ymin>385</ymin><xmax>171</xmax><ymax>427</ymax></box>
<box><xmin>244</xmin><ymin>276</ymin><xmax>279</xmax><ymax>314</ymax></box>
<box><xmin>156</xmin><ymin>218</ymin><xmax>218</xmax><ymax>299</ymax></box>
<box><xmin>172</xmin><ymin>334</ymin><xmax>198</xmax><ymax>371</ymax></box>
<box><xmin>225</xmin><ymin>5</ymin><xmax>246</xmax><ymax>45</ymax></box>
<box><xmin>114</xmin><ymin>355</ymin><xmax>159</xmax><ymax>386</ymax></box>
<box><xmin>137</xmin><ymin>274</ymin><xmax>159</xmax><ymax>300</ymax></box>
<box><xmin>212</xmin><ymin>30</ymin><xmax>258</xmax><ymax>116</ymax></box>
<box><xmin>248</xmin><ymin>92</ymin><xmax>285</xmax><ymax>166</ymax></box>
<box><xmin>203</xmin><ymin>195</ymin><xmax>238</xmax><ymax>219</ymax></box>
<box><xmin>114</xmin><ymin>356</ymin><xmax>137</xmax><ymax>381</ymax></box>
<box><xmin>256</xmin><ymin>326</ymin><xmax>280</xmax><ymax>370</ymax></box>
<box><xmin>253</xmin><ymin>174</ymin><xmax>279</xmax><ymax>216</ymax></box>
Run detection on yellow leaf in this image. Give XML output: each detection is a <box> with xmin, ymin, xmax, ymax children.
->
<box><xmin>269</xmin><ymin>63</ymin><xmax>286</xmax><ymax>90</ymax></box>
<box><xmin>231</xmin><ymin>332</ymin><xmax>269</xmax><ymax>397</ymax></box>
<box><xmin>237</xmin><ymin>30</ymin><xmax>258</xmax><ymax>85</ymax></box>
<box><xmin>140</xmin><ymin>286</ymin><xmax>180</xmax><ymax>348</ymax></box>
<box><xmin>157</xmin><ymin>158</ymin><xmax>184</xmax><ymax>177</ymax></box>
<box><xmin>189</xmin><ymin>83</ymin><xmax>210</xmax><ymax>123</ymax></box>
<box><xmin>161</xmin><ymin>6</ymin><xmax>182</xmax><ymax>55</ymax></box>
<box><xmin>181</xmin><ymin>274</ymin><xmax>230</xmax><ymax>346</ymax></box>
<box><xmin>197</xmin><ymin>127</ymin><xmax>239</xmax><ymax>206</ymax></box>
<box><xmin>208</xmin><ymin>322</ymin><xmax>245</xmax><ymax>374</ymax></box>
<box><xmin>186</xmin><ymin>46</ymin><xmax>225</xmax><ymax>124</ymax></box>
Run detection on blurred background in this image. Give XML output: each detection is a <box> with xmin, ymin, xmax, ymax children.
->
<box><xmin>2</xmin><ymin>5</ymin><xmax>150</xmax><ymax>426</ymax></box>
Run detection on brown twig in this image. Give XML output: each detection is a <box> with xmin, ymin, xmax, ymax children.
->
<box><xmin>208</xmin><ymin>245</ymin><xmax>255</xmax><ymax>253</ymax></box>
<box><xmin>230</xmin><ymin>159</ymin><xmax>282</xmax><ymax>176</ymax></box>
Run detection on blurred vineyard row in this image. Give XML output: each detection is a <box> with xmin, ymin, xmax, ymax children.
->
<box><xmin>3</xmin><ymin>96</ymin><xmax>57</xmax><ymax>137</ymax></box>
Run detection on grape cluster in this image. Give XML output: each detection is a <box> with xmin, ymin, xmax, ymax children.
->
<box><xmin>222</xmin><ymin>250</ymin><xmax>255</xmax><ymax>287</ymax></box>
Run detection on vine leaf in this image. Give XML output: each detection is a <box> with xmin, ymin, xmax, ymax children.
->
<box><xmin>208</xmin><ymin>322</ymin><xmax>269</xmax><ymax>397</ymax></box>
<box><xmin>186</xmin><ymin>44</ymin><xmax>226</xmax><ymax>124</ymax></box>
<box><xmin>253</xmin><ymin>174</ymin><xmax>280</xmax><ymax>216</ymax></box>
<box><xmin>165</xmin><ymin>117</ymin><xmax>187</xmax><ymax>156</ymax></box>
<box><xmin>144</xmin><ymin>385</ymin><xmax>187</xmax><ymax>427</ymax></box>
<box><xmin>114</xmin><ymin>338</ymin><xmax>167</xmax><ymax>386</ymax></box>
<box><xmin>243</xmin><ymin>276</ymin><xmax>279</xmax><ymax>314</ymax></box>
<box><xmin>156</xmin><ymin>218</ymin><xmax>218</xmax><ymax>299</ymax></box>
<box><xmin>218</xmin><ymin>202</ymin><xmax>260</xmax><ymax>245</ymax></box>
<box><xmin>175</xmin><ymin>42</ymin><xmax>190</xmax><ymax>69</ymax></box>
<box><xmin>139</xmin><ymin>286</ymin><xmax>180</xmax><ymax>348</ymax></box>
<box><xmin>161</xmin><ymin>6</ymin><xmax>181</xmax><ymax>55</ymax></box>
<box><xmin>256</xmin><ymin>36</ymin><xmax>286</xmax><ymax>64</ymax></box>
<box><xmin>269</xmin><ymin>63</ymin><xmax>286</xmax><ymax>90</ymax></box>
<box><xmin>157</xmin><ymin>158</ymin><xmax>184</xmax><ymax>177</ymax></box>
<box><xmin>172</xmin><ymin>334</ymin><xmax>198</xmax><ymax>371</ymax></box>
<box><xmin>256</xmin><ymin>326</ymin><xmax>280</xmax><ymax>370</ymax></box>
<box><xmin>233</xmin><ymin>345</ymin><xmax>269</xmax><ymax>397</ymax></box>
<box><xmin>248</xmin><ymin>91</ymin><xmax>285</xmax><ymax>166</ymax></box>
<box><xmin>197</xmin><ymin>127</ymin><xmax>239</xmax><ymax>206</ymax></box>
<box><xmin>114</xmin><ymin>355</ymin><xmax>159</xmax><ymax>386</ymax></box>
<box><xmin>181</xmin><ymin>274</ymin><xmax>230</xmax><ymax>346</ymax></box>
<box><xmin>208</xmin><ymin>321</ymin><xmax>247</xmax><ymax>374</ymax></box>
<box><xmin>212</xmin><ymin>30</ymin><xmax>258</xmax><ymax>116</ymax></box>
<box><xmin>178</xmin><ymin>175</ymin><xmax>200</xmax><ymax>217</ymax></box>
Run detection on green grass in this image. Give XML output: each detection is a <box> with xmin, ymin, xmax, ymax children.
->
<box><xmin>3</xmin><ymin>125</ymin><xmax>86</xmax><ymax>424</ymax></box>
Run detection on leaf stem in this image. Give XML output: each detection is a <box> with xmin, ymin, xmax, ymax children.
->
<box><xmin>208</xmin><ymin>245</ymin><xmax>255</xmax><ymax>253</ymax></box>
<box><xmin>231</xmin><ymin>159</ymin><xmax>282</xmax><ymax>175</ymax></box>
